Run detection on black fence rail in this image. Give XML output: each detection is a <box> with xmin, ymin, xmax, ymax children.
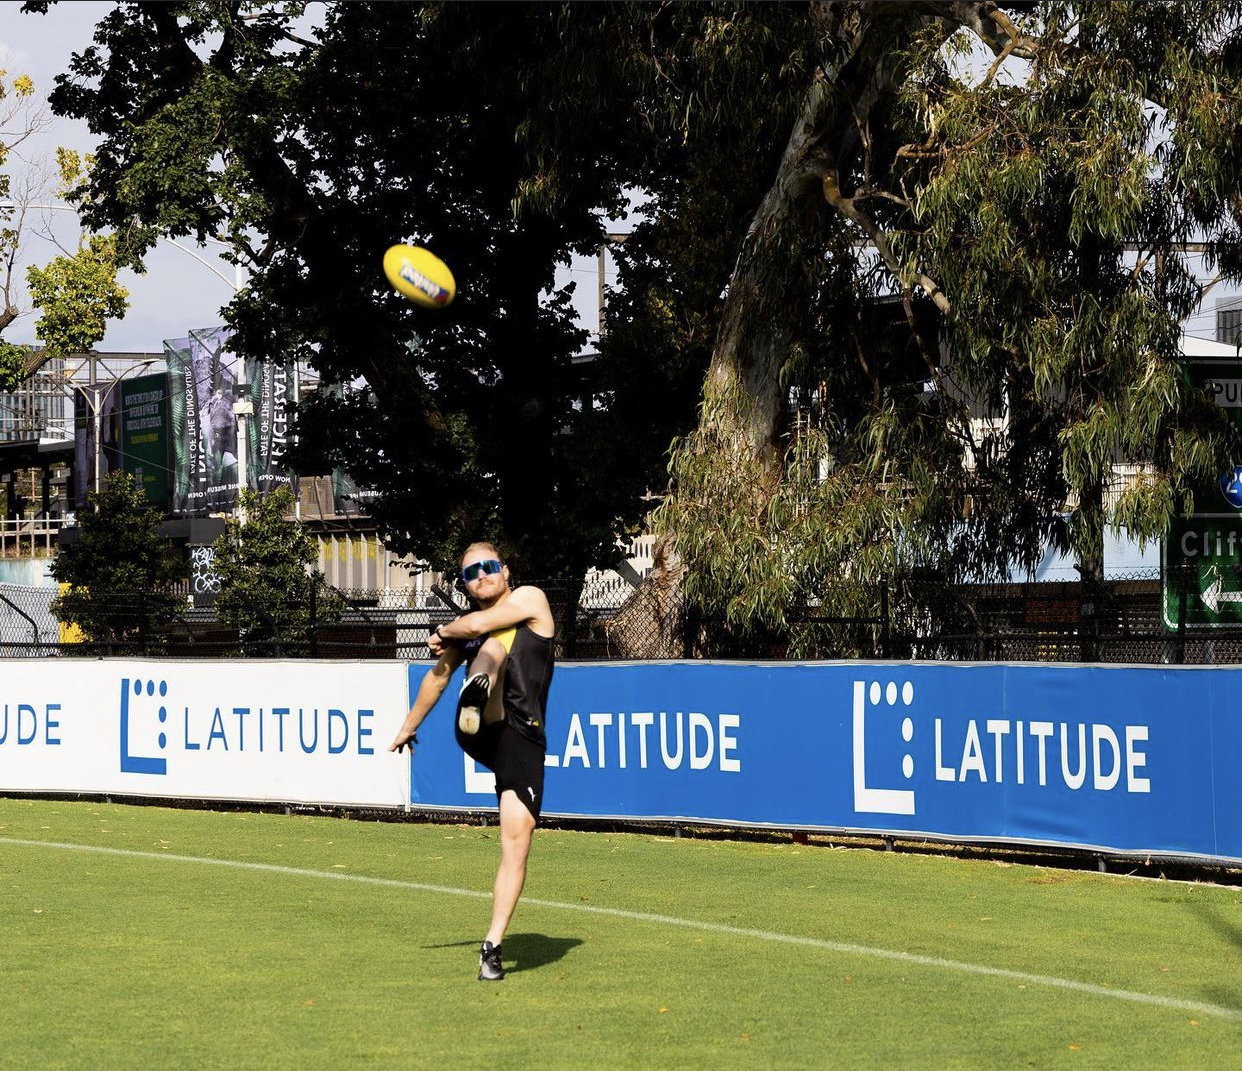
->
<box><xmin>889</xmin><ymin>570</ymin><xmax>1207</xmax><ymax>665</ymax></box>
<box><xmin>1</xmin><ymin>566</ymin><xmax>1239</xmax><ymax>663</ymax></box>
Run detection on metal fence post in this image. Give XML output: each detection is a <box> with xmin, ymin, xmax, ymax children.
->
<box><xmin>1176</xmin><ymin>563</ymin><xmax>1188</xmax><ymax>665</ymax></box>
<box><xmin>880</xmin><ymin>577</ymin><xmax>891</xmax><ymax>659</ymax></box>
<box><xmin>309</xmin><ymin>580</ymin><xmax>318</xmax><ymax>658</ymax></box>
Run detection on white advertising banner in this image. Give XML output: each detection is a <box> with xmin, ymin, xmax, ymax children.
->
<box><xmin>0</xmin><ymin>659</ymin><xmax>411</xmax><ymax>808</ymax></box>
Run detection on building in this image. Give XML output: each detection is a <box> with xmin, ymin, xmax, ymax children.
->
<box><xmin>0</xmin><ymin>349</ymin><xmax>433</xmax><ymax>598</ymax></box>
<box><xmin>1216</xmin><ymin>296</ymin><xmax>1242</xmax><ymax>349</ymax></box>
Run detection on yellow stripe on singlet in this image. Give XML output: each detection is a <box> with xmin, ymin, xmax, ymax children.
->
<box><xmin>491</xmin><ymin>626</ymin><xmax>517</xmax><ymax>652</ymax></box>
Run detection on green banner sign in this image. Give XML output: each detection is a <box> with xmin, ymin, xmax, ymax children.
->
<box><xmin>120</xmin><ymin>373</ymin><xmax>170</xmax><ymax>507</ymax></box>
<box><xmin>165</xmin><ymin>326</ymin><xmax>294</xmax><ymax>514</ymax></box>
<box><xmin>1162</xmin><ymin>358</ymin><xmax>1242</xmax><ymax>629</ymax></box>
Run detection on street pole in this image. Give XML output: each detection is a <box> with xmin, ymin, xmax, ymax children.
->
<box><xmin>92</xmin><ymin>385</ymin><xmax>101</xmax><ymax>495</ymax></box>
<box><xmin>233</xmin><ymin>387</ymin><xmax>253</xmax><ymax>523</ymax></box>
<box><xmin>89</xmin><ymin>352</ymin><xmax>98</xmax><ymax>496</ymax></box>
<box><xmin>77</xmin><ymin>358</ymin><xmax>155</xmax><ymax>508</ymax></box>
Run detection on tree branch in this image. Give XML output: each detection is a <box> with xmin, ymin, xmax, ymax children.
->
<box><xmin>944</xmin><ymin>1</ymin><xmax>1039</xmax><ymax>61</ymax></box>
<box><xmin>822</xmin><ymin>168</ymin><xmax>952</xmax><ymax>317</ymax></box>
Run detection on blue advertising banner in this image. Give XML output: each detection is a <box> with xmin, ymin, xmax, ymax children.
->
<box><xmin>406</xmin><ymin>660</ymin><xmax>1242</xmax><ymax>864</ymax></box>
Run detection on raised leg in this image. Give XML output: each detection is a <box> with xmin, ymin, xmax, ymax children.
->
<box><xmin>459</xmin><ymin>637</ymin><xmax>508</xmax><ymax>734</ymax></box>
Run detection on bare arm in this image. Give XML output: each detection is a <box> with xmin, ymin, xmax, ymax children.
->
<box><xmin>437</xmin><ymin>585</ymin><xmax>555</xmax><ymax>641</ymax></box>
<box><xmin>389</xmin><ymin>646</ymin><xmax>465</xmax><ymax>752</ymax></box>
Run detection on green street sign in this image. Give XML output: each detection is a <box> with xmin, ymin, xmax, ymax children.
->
<box><xmin>1162</xmin><ymin>514</ymin><xmax>1242</xmax><ymax>628</ymax></box>
<box><xmin>1162</xmin><ymin>357</ymin><xmax>1242</xmax><ymax>630</ymax></box>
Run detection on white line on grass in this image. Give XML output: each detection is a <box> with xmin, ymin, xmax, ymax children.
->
<box><xmin>5</xmin><ymin>835</ymin><xmax>1240</xmax><ymax>1022</ymax></box>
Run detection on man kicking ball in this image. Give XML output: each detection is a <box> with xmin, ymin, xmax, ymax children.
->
<box><xmin>389</xmin><ymin>542</ymin><xmax>556</xmax><ymax>981</ymax></box>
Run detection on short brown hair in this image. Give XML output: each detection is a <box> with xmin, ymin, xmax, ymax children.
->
<box><xmin>461</xmin><ymin>541</ymin><xmax>503</xmax><ymax>564</ymax></box>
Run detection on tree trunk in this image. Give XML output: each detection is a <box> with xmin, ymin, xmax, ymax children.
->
<box><xmin>700</xmin><ymin>8</ymin><xmax>908</xmax><ymax>465</ymax></box>
<box><xmin>701</xmin><ymin>73</ymin><xmax>840</xmax><ymax>467</ymax></box>
<box><xmin>604</xmin><ymin>532</ymin><xmax>686</xmax><ymax>658</ymax></box>
<box><xmin>1075</xmin><ymin>475</ymin><xmax>1106</xmax><ymax>663</ymax></box>
<box><xmin>653</xmin><ymin>8</ymin><xmax>919</xmax><ymax>615</ymax></box>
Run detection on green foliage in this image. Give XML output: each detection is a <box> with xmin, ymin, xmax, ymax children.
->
<box><xmin>891</xmin><ymin>2</ymin><xmax>1242</xmax><ymax>575</ymax></box>
<box><xmin>0</xmin><ymin>340</ymin><xmax>30</xmax><ymax>392</ymax></box>
<box><xmin>25</xmin><ymin>233</ymin><xmax>128</xmax><ymax>356</ymax></box>
<box><xmin>652</xmin><ymin>2</ymin><xmax>1242</xmax><ymax>630</ymax></box>
<box><xmin>49</xmin><ymin>471</ymin><xmax>186</xmax><ymax>650</ymax></box>
<box><xmin>210</xmin><ymin>486</ymin><xmax>341</xmax><ymax>656</ymax></box>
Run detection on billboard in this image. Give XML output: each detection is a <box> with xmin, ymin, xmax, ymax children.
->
<box><xmin>119</xmin><ymin>373</ymin><xmax>171</xmax><ymax>507</ymax></box>
<box><xmin>249</xmin><ymin>353</ymin><xmax>294</xmax><ymax>497</ymax></box>
<box><xmin>408</xmin><ymin>659</ymin><xmax>1242</xmax><ymax>865</ymax></box>
<box><xmin>331</xmin><ymin>468</ymin><xmax>382</xmax><ymax>515</ymax></box>
<box><xmin>0</xmin><ymin>659</ymin><xmax>410</xmax><ymax>807</ymax></box>
<box><xmin>17</xmin><ymin>655</ymin><xmax>1242</xmax><ymax>866</ymax></box>
<box><xmin>165</xmin><ymin>327</ymin><xmax>294</xmax><ymax>514</ymax></box>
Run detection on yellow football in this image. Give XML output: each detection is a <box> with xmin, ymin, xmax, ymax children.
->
<box><xmin>382</xmin><ymin>244</ymin><xmax>456</xmax><ymax>308</ymax></box>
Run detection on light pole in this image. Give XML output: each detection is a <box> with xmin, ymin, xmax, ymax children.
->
<box><xmin>233</xmin><ymin>372</ymin><xmax>253</xmax><ymax>523</ymax></box>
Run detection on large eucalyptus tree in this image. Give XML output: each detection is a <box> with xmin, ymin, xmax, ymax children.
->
<box><xmin>641</xmin><ymin>2</ymin><xmax>1242</xmax><ymax>629</ymax></box>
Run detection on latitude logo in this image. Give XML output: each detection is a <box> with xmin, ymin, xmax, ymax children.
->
<box><xmin>120</xmin><ymin>676</ymin><xmax>170</xmax><ymax>776</ymax></box>
<box><xmin>119</xmin><ymin>674</ymin><xmax>382</xmax><ymax>774</ymax></box>
<box><xmin>852</xmin><ymin>678</ymin><xmax>916</xmax><ymax>816</ymax></box>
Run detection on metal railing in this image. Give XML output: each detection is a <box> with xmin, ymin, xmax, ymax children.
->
<box><xmin>0</xmin><ymin>517</ymin><xmax>67</xmax><ymax>559</ymax></box>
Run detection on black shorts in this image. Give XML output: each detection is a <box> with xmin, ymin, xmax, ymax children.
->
<box><xmin>455</xmin><ymin>719</ymin><xmax>546</xmax><ymax>821</ymax></box>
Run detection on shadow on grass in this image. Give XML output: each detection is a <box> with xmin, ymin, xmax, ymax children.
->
<box><xmin>423</xmin><ymin>933</ymin><xmax>583</xmax><ymax>974</ymax></box>
<box><xmin>506</xmin><ymin>932</ymin><xmax>584</xmax><ymax>973</ymax></box>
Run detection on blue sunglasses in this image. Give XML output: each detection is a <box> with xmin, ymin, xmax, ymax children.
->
<box><xmin>462</xmin><ymin>559</ymin><xmax>504</xmax><ymax>583</ymax></box>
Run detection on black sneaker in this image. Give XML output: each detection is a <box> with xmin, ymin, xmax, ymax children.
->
<box><xmin>478</xmin><ymin>940</ymin><xmax>504</xmax><ymax>981</ymax></box>
<box><xmin>457</xmin><ymin>673</ymin><xmax>490</xmax><ymax>736</ymax></box>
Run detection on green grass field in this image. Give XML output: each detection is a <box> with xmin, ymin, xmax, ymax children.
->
<box><xmin>2</xmin><ymin>797</ymin><xmax>1240</xmax><ymax>1070</ymax></box>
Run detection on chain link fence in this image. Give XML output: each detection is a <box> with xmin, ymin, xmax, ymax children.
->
<box><xmin>0</xmin><ymin>565</ymin><xmax>1239</xmax><ymax>663</ymax></box>
<box><xmin>562</xmin><ymin>566</ymin><xmax>1242</xmax><ymax>664</ymax></box>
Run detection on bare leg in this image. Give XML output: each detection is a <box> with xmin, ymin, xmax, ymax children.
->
<box><xmin>476</xmin><ymin>641</ymin><xmax>508</xmax><ymax>725</ymax></box>
<box><xmin>485</xmin><ymin>788</ymin><xmax>536</xmax><ymax>947</ymax></box>
<box><xmin>466</xmin><ymin>636</ymin><xmax>508</xmax><ymax>692</ymax></box>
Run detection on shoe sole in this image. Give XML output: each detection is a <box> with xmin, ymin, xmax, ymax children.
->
<box><xmin>457</xmin><ymin>676</ymin><xmax>489</xmax><ymax>736</ymax></box>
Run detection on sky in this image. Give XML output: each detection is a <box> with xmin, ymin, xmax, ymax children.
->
<box><xmin>0</xmin><ymin>1</ymin><xmax>247</xmax><ymax>356</ymax></box>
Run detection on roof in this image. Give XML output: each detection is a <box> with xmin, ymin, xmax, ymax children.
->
<box><xmin>1181</xmin><ymin>334</ymin><xmax>1239</xmax><ymax>358</ymax></box>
